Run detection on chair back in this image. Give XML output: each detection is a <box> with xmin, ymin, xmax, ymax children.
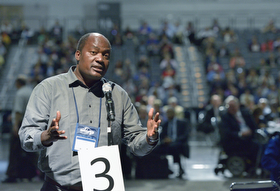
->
<box><xmin>230</xmin><ymin>180</ymin><xmax>280</xmax><ymax>191</ymax></box>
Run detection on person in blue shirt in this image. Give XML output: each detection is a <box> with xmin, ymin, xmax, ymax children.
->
<box><xmin>261</xmin><ymin>134</ymin><xmax>280</xmax><ymax>185</ymax></box>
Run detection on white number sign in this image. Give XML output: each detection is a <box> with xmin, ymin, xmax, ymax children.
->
<box><xmin>78</xmin><ymin>145</ymin><xmax>125</xmax><ymax>191</ymax></box>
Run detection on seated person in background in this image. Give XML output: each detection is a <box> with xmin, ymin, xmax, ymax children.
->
<box><xmin>219</xmin><ymin>95</ymin><xmax>259</xmax><ymax>162</ymax></box>
<box><xmin>207</xmin><ymin>63</ymin><xmax>225</xmax><ymax>86</ymax></box>
<box><xmin>153</xmin><ymin>99</ymin><xmax>167</xmax><ymax>123</ymax></box>
<box><xmin>273</xmin><ymin>37</ymin><xmax>280</xmax><ymax>50</ymax></box>
<box><xmin>155</xmin><ymin>106</ymin><xmax>190</xmax><ymax>178</ymax></box>
<box><xmin>269</xmin><ymin>100</ymin><xmax>279</xmax><ymax>121</ymax></box>
<box><xmin>159</xmin><ymin>53</ymin><xmax>178</xmax><ymax>71</ymax></box>
<box><xmin>197</xmin><ymin>94</ymin><xmax>222</xmax><ymax>134</ymax></box>
<box><xmin>162</xmin><ymin>96</ymin><xmax>185</xmax><ymax>120</ymax></box>
<box><xmin>252</xmin><ymin>106</ymin><xmax>267</xmax><ymax>129</ymax></box>
<box><xmin>261</xmin><ymin>134</ymin><xmax>280</xmax><ymax>185</ymax></box>
<box><xmin>248</xmin><ymin>36</ymin><xmax>261</xmax><ymax>52</ymax></box>
<box><xmin>137</xmin><ymin>104</ymin><xmax>149</xmax><ymax>126</ymax></box>
<box><xmin>258</xmin><ymin>98</ymin><xmax>274</xmax><ymax>122</ymax></box>
<box><xmin>239</xmin><ymin>88</ymin><xmax>255</xmax><ymax>111</ymax></box>
<box><xmin>222</xmin><ymin>27</ymin><xmax>238</xmax><ymax>43</ymax></box>
<box><xmin>229</xmin><ymin>49</ymin><xmax>246</xmax><ymax>69</ymax></box>
<box><xmin>217</xmin><ymin>44</ymin><xmax>230</xmax><ymax>57</ymax></box>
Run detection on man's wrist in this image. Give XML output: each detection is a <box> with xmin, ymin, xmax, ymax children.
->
<box><xmin>41</xmin><ymin>131</ymin><xmax>53</xmax><ymax>147</ymax></box>
<box><xmin>146</xmin><ymin>134</ymin><xmax>159</xmax><ymax>144</ymax></box>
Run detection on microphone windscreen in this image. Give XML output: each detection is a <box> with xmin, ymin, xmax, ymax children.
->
<box><xmin>102</xmin><ymin>83</ymin><xmax>112</xmax><ymax>93</ymax></box>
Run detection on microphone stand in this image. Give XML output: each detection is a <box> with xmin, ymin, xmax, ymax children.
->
<box><xmin>107</xmin><ymin>115</ymin><xmax>113</xmax><ymax>146</ymax></box>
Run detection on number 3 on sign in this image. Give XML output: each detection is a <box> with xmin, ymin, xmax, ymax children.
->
<box><xmin>78</xmin><ymin>145</ymin><xmax>125</xmax><ymax>191</ymax></box>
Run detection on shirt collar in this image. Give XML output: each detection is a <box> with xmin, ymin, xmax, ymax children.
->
<box><xmin>68</xmin><ymin>66</ymin><xmax>82</xmax><ymax>87</ymax></box>
<box><xmin>67</xmin><ymin>65</ymin><xmax>109</xmax><ymax>95</ymax></box>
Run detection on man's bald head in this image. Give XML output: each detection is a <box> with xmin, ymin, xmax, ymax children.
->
<box><xmin>76</xmin><ymin>32</ymin><xmax>111</xmax><ymax>53</ymax></box>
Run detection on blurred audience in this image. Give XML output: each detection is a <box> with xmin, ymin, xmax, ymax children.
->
<box><xmin>262</xmin><ymin>19</ymin><xmax>278</xmax><ymax>33</ymax></box>
<box><xmin>197</xmin><ymin>94</ymin><xmax>222</xmax><ymax>134</ymax></box>
<box><xmin>2</xmin><ymin>75</ymin><xmax>39</xmax><ymax>183</ymax></box>
<box><xmin>248</xmin><ymin>36</ymin><xmax>261</xmax><ymax>52</ymax></box>
<box><xmin>1</xmin><ymin>20</ymin><xmax>13</xmax><ymax>36</ymax></box>
<box><xmin>219</xmin><ymin>96</ymin><xmax>260</xmax><ymax>163</ymax></box>
<box><xmin>229</xmin><ymin>48</ymin><xmax>246</xmax><ymax>69</ymax></box>
<box><xmin>138</xmin><ymin>20</ymin><xmax>152</xmax><ymax>37</ymax></box>
<box><xmin>252</xmin><ymin>106</ymin><xmax>267</xmax><ymax>129</ymax></box>
<box><xmin>154</xmin><ymin>106</ymin><xmax>190</xmax><ymax>179</ymax></box>
<box><xmin>258</xmin><ymin>98</ymin><xmax>273</xmax><ymax>122</ymax></box>
<box><xmin>217</xmin><ymin>44</ymin><xmax>230</xmax><ymax>57</ymax></box>
<box><xmin>163</xmin><ymin>96</ymin><xmax>185</xmax><ymax>120</ymax></box>
<box><xmin>239</xmin><ymin>88</ymin><xmax>255</xmax><ymax>111</ymax></box>
<box><xmin>222</xmin><ymin>27</ymin><xmax>238</xmax><ymax>43</ymax></box>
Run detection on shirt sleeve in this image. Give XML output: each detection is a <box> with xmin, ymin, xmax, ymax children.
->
<box><xmin>121</xmin><ymin>89</ymin><xmax>157</xmax><ymax>156</ymax></box>
<box><xmin>18</xmin><ymin>83</ymin><xmax>51</xmax><ymax>152</ymax></box>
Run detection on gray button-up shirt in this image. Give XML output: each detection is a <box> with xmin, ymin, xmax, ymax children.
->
<box><xmin>19</xmin><ymin>66</ymin><xmax>156</xmax><ymax>186</ymax></box>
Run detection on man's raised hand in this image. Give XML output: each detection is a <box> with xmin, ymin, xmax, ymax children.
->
<box><xmin>41</xmin><ymin>111</ymin><xmax>67</xmax><ymax>146</ymax></box>
<box><xmin>146</xmin><ymin>108</ymin><xmax>161</xmax><ymax>142</ymax></box>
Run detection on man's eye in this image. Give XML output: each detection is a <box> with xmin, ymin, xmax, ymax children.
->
<box><xmin>91</xmin><ymin>51</ymin><xmax>97</xmax><ymax>55</ymax></box>
<box><xmin>104</xmin><ymin>54</ymin><xmax>110</xmax><ymax>59</ymax></box>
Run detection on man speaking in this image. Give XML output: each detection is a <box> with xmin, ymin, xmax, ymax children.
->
<box><xmin>19</xmin><ymin>32</ymin><xmax>161</xmax><ymax>191</ymax></box>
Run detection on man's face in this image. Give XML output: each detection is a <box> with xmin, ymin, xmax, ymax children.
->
<box><xmin>227</xmin><ymin>100</ymin><xmax>239</xmax><ymax>115</ymax></box>
<box><xmin>166</xmin><ymin>108</ymin><xmax>175</xmax><ymax>120</ymax></box>
<box><xmin>212</xmin><ymin>97</ymin><xmax>221</xmax><ymax>108</ymax></box>
<box><xmin>75</xmin><ymin>34</ymin><xmax>111</xmax><ymax>82</ymax></box>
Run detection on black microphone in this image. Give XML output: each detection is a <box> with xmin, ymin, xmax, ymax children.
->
<box><xmin>102</xmin><ymin>83</ymin><xmax>115</xmax><ymax>121</ymax></box>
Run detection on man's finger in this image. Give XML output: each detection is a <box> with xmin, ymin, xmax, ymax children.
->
<box><xmin>153</xmin><ymin>112</ymin><xmax>160</xmax><ymax>122</ymax></box>
<box><xmin>57</xmin><ymin>136</ymin><xmax>67</xmax><ymax>140</ymax></box>
<box><xmin>58</xmin><ymin>130</ymin><xmax>66</xmax><ymax>135</ymax></box>
<box><xmin>56</xmin><ymin>111</ymin><xmax>61</xmax><ymax>122</ymax></box>
<box><xmin>148</xmin><ymin>108</ymin><xmax>155</xmax><ymax>119</ymax></box>
<box><xmin>157</xmin><ymin>119</ymin><xmax>161</xmax><ymax>127</ymax></box>
<box><xmin>56</xmin><ymin>131</ymin><xmax>67</xmax><ymax>140</ymax></box>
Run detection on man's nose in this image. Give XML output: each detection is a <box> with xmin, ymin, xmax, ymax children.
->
<box><xmin>95</xmin><ymin>53</ymin><xmax>103</xmax><ymax>62</ymax></box>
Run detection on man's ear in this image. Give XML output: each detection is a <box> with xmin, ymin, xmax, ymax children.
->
<box><xmin>75</xmin><ymin>50</ymin><xmax>80</xmax><ymax>61</ymax></box>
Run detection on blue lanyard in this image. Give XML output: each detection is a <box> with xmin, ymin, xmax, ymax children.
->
<box><xmin>71</xmin><ymin>87</ymin><xmax>102</xmax><ymax>126</ymax></box>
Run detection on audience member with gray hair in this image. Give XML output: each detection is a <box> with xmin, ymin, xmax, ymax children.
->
<box><xmin>219</xmin><ymin>95</ymin><xmax>260</xmax><ymax>164</ymax></box>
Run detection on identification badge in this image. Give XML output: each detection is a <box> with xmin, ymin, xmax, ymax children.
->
<box><xmin>72</xmin><ymin>123</ymin><xmax>100</xmax><ymax>152</ymax></box>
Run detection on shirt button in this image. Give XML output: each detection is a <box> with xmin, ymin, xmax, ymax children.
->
<box><xmin>90</xmin><ymin>120</ymin><xmax>92</xmax><ymax>123</ymax></box>
<box><xmin>89</xmin><ymin>105</ymin><xmax>91</xmax><ymax>107</ymax></box>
